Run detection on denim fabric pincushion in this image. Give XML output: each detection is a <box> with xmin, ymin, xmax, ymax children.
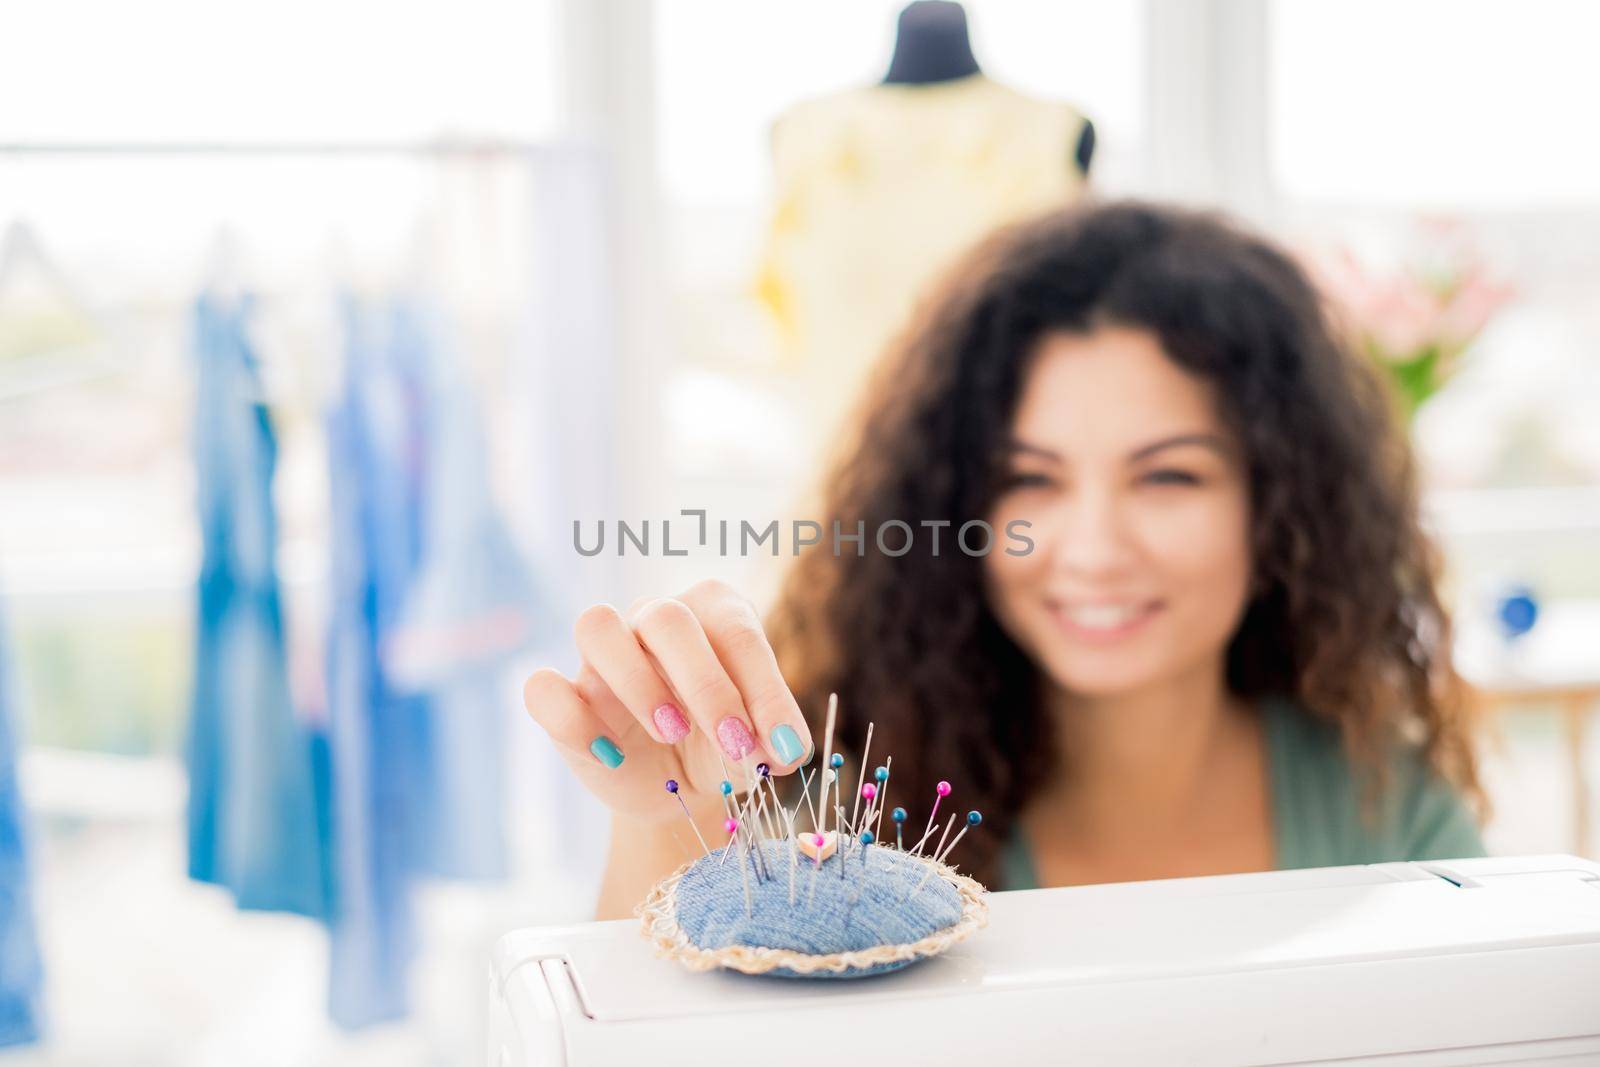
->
<box><xmin>638</xmin><ymin>697</ymin><xmax>989</xmax><ymax>978</ymax></box>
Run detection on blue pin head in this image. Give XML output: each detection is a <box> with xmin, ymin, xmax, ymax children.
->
<box><xmin>892</xmin><ymin>806</ymin><xmax>907</xmax><ymax>824</ymax></box>
<box><xmin>720</xmin><ymin>780</ymin><xmax>732</xmax><ymax>796</ymax></box>
<box><xmin>860</xmin><ymin>830</ymin><xmax>874</xmax><ymax>846</ymax></box>
<box><xmin>830</xmin><ymin>753</ymin><xmax>844</xmax><ymax>769</ymax></box>
<box><xmin>967</xmin><ymin>810</ymin><xmax>983</xmax><ymax>826</ymax></box>
<box><xmin>875</xmin><ymin>765</ymin><xmax>889</xmax><ymax>782</ymax></box>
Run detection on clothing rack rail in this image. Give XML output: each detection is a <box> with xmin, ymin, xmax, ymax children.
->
<box><xmin>0</xmin><ymin>139</ymin><xmax>560</xmax><ymax>158</ymax></box>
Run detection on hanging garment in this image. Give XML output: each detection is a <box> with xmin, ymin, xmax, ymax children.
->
<box><xmin>755</xmin><ymin>75</ymin><xmax>1091</xmax><ymax>460</ymax></box>
<box><xmin>322</xmin><ymin>292</ymin><xmax>541</xmax><ymax>1024</ymax></box>
<box><xmin>185</xmin><ymin>292</ymin><xmax>330</xmax><ymax>920</ymax></box>
<box><xmin>322</xmin><ymin>292</ymin><xmax>433</xmax><ymax>1028</ymax></box>
<box><xmin>0</xmin><ymin>603</ymin><xmax>43</xmax><ymax>1048</ymax></box>
<box><xmin>380</xmin><ymin>302</ymin><xmax>549</xmax><ymax>881</ymax></box>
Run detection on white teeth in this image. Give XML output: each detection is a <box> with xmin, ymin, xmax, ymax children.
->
<box><xmin>1060</xmin><ymin>603</ymin><xmax>1146</xmax><ymax>629</ymax></box>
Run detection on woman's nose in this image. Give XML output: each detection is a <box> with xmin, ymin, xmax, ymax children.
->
<box><xmin>1048</xmin><ymin>486</ymin><xmax>1137</xmax><ymax>579</ymax></box>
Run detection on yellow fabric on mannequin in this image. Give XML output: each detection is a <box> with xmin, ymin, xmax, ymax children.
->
<box><xmin>756</xmin><ymin>74</ymin><xmax>1089</xmax><ymax>460</ymax></box>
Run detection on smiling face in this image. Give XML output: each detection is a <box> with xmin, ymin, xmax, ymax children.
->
<box><xmin>982</xmin><ymin>326</ymin><xmax>1254</xmax><ymax>700</ymax></box>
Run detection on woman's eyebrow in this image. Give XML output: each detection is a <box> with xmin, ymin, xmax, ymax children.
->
<box><xmin>1127</xmin><ymin>432</ymin><xmax>1232</xmax><ymax>462</ymax></box>
<box><xmin>1004</xmin><ymin>439</ymin><xmax>1062</xmax><ymax>461</ymax></box>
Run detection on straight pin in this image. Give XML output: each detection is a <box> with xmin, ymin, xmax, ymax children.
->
<box><xmin>727</xmin><ymin>816</ymin><xmax>753</xmax><ymax>913</ymax></box>
<box><xmin>837</xmin><ymin>804</ymin><xmax>849</xmax><ymax>878</ymax></box>
<box><xmin>870</xmin><ymin>761</ymin><xmax>892</xmax><ymax>842</ymax></box>
<box><xmin>917</xmin><ymin>780</ymin><xmax>952</xmax><ymax>856</ymax></box>
<box><xmin>814</xmin><ymin>694</ymin><xmax>837</xmax><ymax>837</ymax></box>
<box><xmin>909</xmin><ymin>811</ymin><xmax>983</xmax><ymax>899</ymax></box>
<box><xmin>743</xmin><ymin>786</ymin><xmax>774</xmax><ymax>881</ymax></box>
<box><xmin>830</xmin><ymin>752</ymin><xmax>844</xmax><ymax>838</ymax></box>
<box><xmin>806</xmin><ymin>828</ymin><xmax>824</xmax><ymax>909</ymax></box>
<box><xmin>732</xmin><ymin>783</ymin><xmax>769</xmax><ymax>881</ymax></box>
<box><xmin>856</xmin><ymin>782</ymin><xmax>879</xmax><ymax>861</ymax></box>
<box><xmin>806</xmin><ymin>692</ymin><xmax>838</xmax><ymax>912</ymax></box>
<box><xmin>907</xmin><ymin>810</ymin><xmax>945</xmax><ymax>856</ymax></box>
<box><xmin>761</xmin><ymin>769</ymin><xmax>795</xmax><ymax>876</ymax></box>
<box><xmin>796</xmin><ymin>765</ymin><xmax>821</xmax><ymax>828</ymax></box>
<box><xmin>759</xmin><ymin>767</ymin><xmax>784</xmax><ymax>843</ymax></box>
<box><xmin>751</xmin><ymin>764</ymin><xmax>778</xmax><ymax>842</ymax></box>
<box><xmin>929</xmin><ymin>810</ymin><xmax>957</xmax><ymax>867</ymax></box>
<box><xmin>755</xmin><ymin>778</ymin><xmax>785</xmax><ymax>883</ymax></box>
<box><xmin>904</xmin><ymin>811</ymin><xmax>958</xmax><ymax>901</ymax></box>
<box><xmin>778</xmin><ymin>790</ymin><xmax>799</xmax><ymax>906</ymax></box>
<box><xmin>664</xmin><ymin>780</ymin><xmax>711</xmax><ymax>857</ymax></box>
<box><xmin>848</xmin><ymin>723</ymin><xmax>874</xmax><ymax>844</ymax></box>
<box><xmin>716</xmin><ymin>780</ymin><xmax>737</xmax><ymax>867</ymax></box>
<box><xmin>933</xmin><ymin>811</ymin><xmax>983</xmax><ymax>868</ymax></box>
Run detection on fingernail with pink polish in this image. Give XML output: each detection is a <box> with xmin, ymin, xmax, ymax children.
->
<box><xmin>652</xmin><ymin>703</ymin><xmax>690</xmax><ymax>744</ymax></box>
<box><xmin>716</xmin><ymin>716</ymin><xmax>756</xmax><ymax>761</ymax></box>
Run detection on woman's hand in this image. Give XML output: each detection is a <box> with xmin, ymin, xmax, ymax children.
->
<box><xmin>522</xmin><ymin>579</ymin><xmax>815</xmax><ymax>828</ymax></box>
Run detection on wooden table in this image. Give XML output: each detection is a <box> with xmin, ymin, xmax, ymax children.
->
<box><xmin>1457</xmin><ymin>600</ymin><xmax>1600</xmax><ymax>858</ymax></box>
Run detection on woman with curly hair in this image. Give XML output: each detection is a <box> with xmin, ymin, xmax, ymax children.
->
<box><xmin>523</xmin><ymin>200</ymin><xmax>1490</xmax><ymax>919</ymax></box>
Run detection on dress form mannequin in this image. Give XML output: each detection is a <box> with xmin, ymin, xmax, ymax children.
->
<box><xmin>881</xmin><ymin>1</ymin><xmax>1097</xmax><ymax>177</ymax></box>
<box><xmin>758</xmin><ymin>3</ymin><xmax>1096</xmax><ymax>466</ymax></box>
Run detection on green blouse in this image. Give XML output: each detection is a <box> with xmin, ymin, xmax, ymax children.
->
<box><xmin>998</xmin><ymin>695</ymin><xmax>1487</xmax><ymax>891</ymax></box>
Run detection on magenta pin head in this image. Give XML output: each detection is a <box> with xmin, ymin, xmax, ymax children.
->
<box><xmin>724</xmin><ymin>818</ymin><xmax>739</xmax><ymax>834</ymax></box>
<box><xmin>936</xmin><ymin>781</ymin><xmax>952</xmax><ymax>797</ymax></box>
<box><xmin>813</xmin><ymin>833</ymin><xmax>826</xmax><ymax>847</ymax></box>
<box><xmin>861</xmin><ymin>783</ymin><xmax>877</xmax><ymax>801</ymax></box>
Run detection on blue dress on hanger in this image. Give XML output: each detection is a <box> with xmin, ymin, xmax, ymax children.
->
<box><xmin>322</xmin><ymin>293</ymin><xmax>544</xmax><ymax>1026</ymax></box>
<box><xmin>0</xmin><ymin>603</ymin><xmax>43</xmax><ymax>1048</ymax></box>
<box><xmin>322</xmin><ymin>294</ymin><xmax>431</xmax><ymax>1027</ymax></box>
<box><xmin>185</xmin><ymin>292</ymin><xmax>330</xmax><ymax>920</ymax></box>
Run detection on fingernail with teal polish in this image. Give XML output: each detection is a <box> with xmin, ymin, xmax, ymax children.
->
<box><xmin>590</xmin><ymin>736</ymin><xmax>624</xmax><ymax>769</ymax></box>
<box><xmin>771</xmin><ymin>723</ymin><xmax>805</xmax><ymax>765</ymax></box>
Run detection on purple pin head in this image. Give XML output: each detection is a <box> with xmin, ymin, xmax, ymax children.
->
<box><xmin>757</xmin><ymin>762</ymin><xmax>771</xmax><ymax>777</ymax></box>
<box><xmin>665</xmin><ymin>779</ymin><xmax>679</xmax><ymax>793</ymax></box>
<box><xmin>936</xmin><ymin>780</ymin><xmax>952</xmax><ymax>797</ymax></box>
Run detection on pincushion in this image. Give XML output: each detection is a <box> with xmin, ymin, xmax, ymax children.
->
<box><xmin>639</xmin><ymin>837</ymin><xmax>988</xmax><ymax>978</ymax></box>
<box><xmin>638</xmin><ymin>696</ymin><xmax>989</xmax><ymax>978</ymax></box>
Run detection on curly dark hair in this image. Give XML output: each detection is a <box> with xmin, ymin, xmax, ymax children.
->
<box><xmin>765</xmin><ymin>199</ymin><xmax>1489</xmax><ymax>888</ymax></box>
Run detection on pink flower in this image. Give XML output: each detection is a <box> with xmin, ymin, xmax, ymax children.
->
<box><xmin>1304</xmin><ymin>237</ymin><xmax>1512</xmax><ymax>366</ymax></box>
<box><xmin>1366</xmin><ymin>273</ymin><xmax>1444</xmax><ymax>359</ymax></box>
<box><xmin>1437</xmin><ymin>267</ymin><xmax>1515</xmax><ymax>350</ymax></box>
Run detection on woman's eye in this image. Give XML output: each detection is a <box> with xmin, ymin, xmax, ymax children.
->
<box><xmin>1140</xmin><ymin>469</ymin><xmax>1200</xmax><ymax>486</ymax></box>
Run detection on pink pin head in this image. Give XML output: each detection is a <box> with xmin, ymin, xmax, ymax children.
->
<box><xmin>936</xmin><ymin>781</ymin><xmax>952</xmax><ymax>797</ymax></box>
<box><xmin>724</xmin><ymin>818</ymin><xmax>739</xmax><ymax>834</ymax></box>
<box><xmin>813</xmin><ymin>833</ymin><xmax>826</xmax><ymax>847</ymax></box>
<box><xmin>861</xmin><ymin>783</ymin><xmax>877</xmax><ymax>800</ymax></box>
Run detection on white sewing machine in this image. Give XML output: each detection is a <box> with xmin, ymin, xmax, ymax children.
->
<box><xmin>488</xmin><ymin>854</ymin><xmax>1600</xmax><ymax>1065</ymax></box>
